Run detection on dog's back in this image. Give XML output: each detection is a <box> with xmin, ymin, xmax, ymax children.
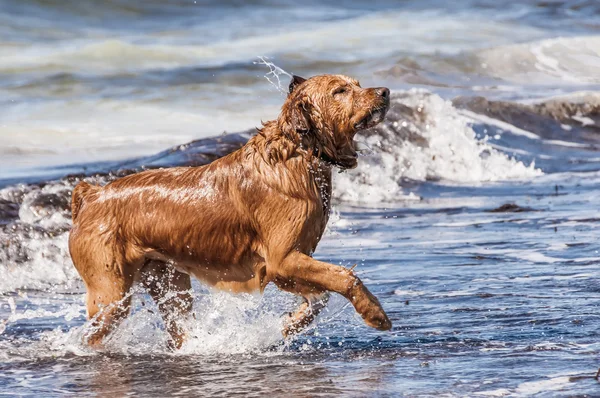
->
<box><xmin>68</xmin><ymin>74</ymin><xmax>392</xmax><ymax>349</ymax></box>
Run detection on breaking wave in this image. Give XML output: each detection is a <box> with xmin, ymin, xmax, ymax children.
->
<box><xmin>335</xmin><ymin>90</ymin><xmax>541</xmax><ymax>202</ymax></box>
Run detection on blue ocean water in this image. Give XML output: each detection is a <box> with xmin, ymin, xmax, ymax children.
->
<box><xmin>0</xmin><ymin>1</ymin><xmax>599</xmax><ymax>396</ymax></box>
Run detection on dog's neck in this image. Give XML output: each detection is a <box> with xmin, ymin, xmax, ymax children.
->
<box><xmin>270</xmin><ymin>115</ymin><xmax>352</xmax><ymax>169</ymax></box>
<box><xmin>248</xmin><ymin>120</ymin><xmax>333</xmax><ymax>206</ymax></box>
<box><xmin>254</xmin><ymin>119</ymin><xmax>337</xmax><ymax>169</ymax></box>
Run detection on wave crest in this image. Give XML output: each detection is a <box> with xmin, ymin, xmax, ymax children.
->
<box><xmin>335</xmin><ymin>90</ymin><xmax>541</xmax><ymax>202</ymax></box>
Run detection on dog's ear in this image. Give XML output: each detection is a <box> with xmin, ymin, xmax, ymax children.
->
<box><xmin>290</xmin><ymin>100</ymin><xmax>310</xmax><ymax>133</ymax></box>
<box><xmin>289</xmin><ymin>75</ymin><xmax>306</xmax><ymax>94</ymax></box>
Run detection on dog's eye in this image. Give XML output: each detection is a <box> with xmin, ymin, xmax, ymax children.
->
<box><xmin>333</xmin><ymin>87</ymin><xmax>347</xmax><ymax>97</ymax></box>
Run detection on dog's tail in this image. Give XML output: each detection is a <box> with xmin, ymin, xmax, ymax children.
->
<box><xmin>71</xmin><ymin>181</ymin><xmax>98</xmax><ymax>222</ymax></box>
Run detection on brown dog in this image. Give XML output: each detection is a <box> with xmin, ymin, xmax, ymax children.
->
<box><xmin>69</xmin><ymin>74</ymin><xmax>392</xmax><ymax>349</ymax></box>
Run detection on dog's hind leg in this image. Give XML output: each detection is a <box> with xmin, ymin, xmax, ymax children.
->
<box><xmin>276</xmin><ymin>252</ymin><xmax>392</xmax><ymax>331</ymax></box>
<box><xmin>70</xmin><ymin>232</ymin><xmax>142</xmax><ymax>348</ymax></box>
<box><xmin>81</xmin><ymin>265</ymin><xmax>136</xmax><ymax>348</ymax></box>
<box><xmin>140</xmin><ymin>260</ymin><xmax>193</xmax><ymax>350</ymax></box>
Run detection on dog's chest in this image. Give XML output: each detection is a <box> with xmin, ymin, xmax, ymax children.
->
<box><xmin>302</xmin><ymin>167</ymin><xmax>333</xmax><ymax>248</ymax></box>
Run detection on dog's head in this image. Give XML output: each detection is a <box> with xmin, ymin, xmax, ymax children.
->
<box><xmin>280</xmin><ymin>74</ymin><xmax>390</xmax><ymax>169</ymax></box>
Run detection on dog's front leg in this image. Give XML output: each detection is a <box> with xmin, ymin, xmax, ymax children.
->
<box><xmin>277</xmin><ymin>252</ymin><xmax>392</xmax><ymax>331</ymax></box>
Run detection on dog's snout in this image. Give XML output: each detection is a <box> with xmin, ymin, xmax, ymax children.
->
<box><xmin>375</xmin><ymin>87</ymin><xmax>390</xmax><ymax>100</ymax></box>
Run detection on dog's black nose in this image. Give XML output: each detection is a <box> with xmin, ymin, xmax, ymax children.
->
<box><xmin>375</xmin><ymin>87</ymin><xmax>390</xmax><ymax>99</ymax></box>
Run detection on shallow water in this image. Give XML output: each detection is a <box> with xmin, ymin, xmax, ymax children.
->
<box><xmin>1</xmin><ymin>187</ymin><xmax>599</xmax><ymax>396</ymax></box>
<box><xmin>1</xmin><ymin>0</ymin><xmax>600</xmax><ymax>396</ymax></box>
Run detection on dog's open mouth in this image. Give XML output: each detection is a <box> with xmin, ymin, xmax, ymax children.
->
<box><xmin>354</xmin><ymin>106</ymin><xmax>389</xmax><ymax>131</ymax></box>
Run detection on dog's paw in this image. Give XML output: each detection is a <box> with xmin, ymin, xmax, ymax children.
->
<box><xmin>350</xmin><ymin>282</ymin><xmax>392</xmax><ymax>331</ymax></box>
<box><xmin>363</xmin><ymin>306</ymin><xmax>392</xmax><ymax>331</ymax></box>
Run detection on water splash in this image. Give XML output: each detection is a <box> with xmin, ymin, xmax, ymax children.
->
<box><xmin>0</xmin><ymin>285</ymin><xmax>294</xmax><ymax>359</ymax></box>
<box><xmin>254</xmin><ymin>56</ymin><xmax>292</xmax><ymax>95</ymax></box>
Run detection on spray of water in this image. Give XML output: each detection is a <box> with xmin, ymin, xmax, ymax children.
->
<box><xmin>254</xmin><ymin>56</ymin><xmax>292</xmax><ymax>95</ymax></box>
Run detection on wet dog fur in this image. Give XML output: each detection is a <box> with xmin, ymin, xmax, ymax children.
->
<box><xmin>69</xmin><ymin>74</ymin><xmax>392</xmax><ymax>349</ymax></box>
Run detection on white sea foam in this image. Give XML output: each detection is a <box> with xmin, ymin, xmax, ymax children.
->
<box><xmin>335</xmin><ymin>91</ymin><xmax>542</xmax><ymax>203</ymax></box>
<box><xmin>477</xmin><ymin>36</ymin><xmax>600</xmax><ymax>85</ymax></box>
<box><xmin>477</xmin><ymin>372</ymin><xmax>594</xmax><ymax>397</ymax></box>
<box><xmin>516</xmin><ymin>376</ymin><xmax>572</xmax><ymax>395</ymax></box>
<box><xmin>474</xmin><ymin>389</ymin><xmax>511</xmax><ymax>397</ymax></box>
<box><xmin>0</xmin><ymin>232</ymin><xmax>76</xmax><ymax>294</ymax></box>
<box><xmin>393</xmin><ymin>289</ymin><xmax>425</xmax><ymax>297</ymax></box>
<box><xmin>0</xmin><ymin>183</ymin><xmax>77</xmax><ymax>294</ymax></box>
